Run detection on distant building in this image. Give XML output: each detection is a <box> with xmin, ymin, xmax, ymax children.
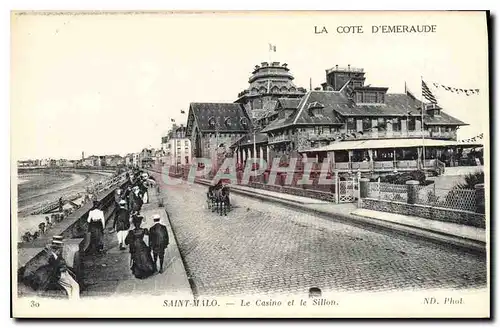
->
<box><xmin>138</xmin><ymin>149</ymin><xmax>155</xmax><ymax>168</ymax></box>
<box><xmin>161</xmin><ymin>124</ymin><xmax>192</xmax><ymax>166</ymax></box>
<box><xmin>105</xmin><ymin>154</ymin><xmax>124</xmax><ymax>167</ymax></box>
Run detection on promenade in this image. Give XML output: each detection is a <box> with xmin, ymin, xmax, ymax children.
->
<box><xmin>195</xmin><ymin>178</ymin><xmax>486</xmax><ymax>253</ymax></box>
<box><xmin>80</xmin><ymin>187</ymin><xmax>193</xmax><ymax>299</ymax></box>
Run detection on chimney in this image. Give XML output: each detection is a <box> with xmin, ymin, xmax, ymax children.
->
<box><xmin>335</xmin><ymin>65</ymin><xmax>338</xmax><ymax>70</ymax></box>
<box><xmin>348</xmin><ymin>64</ymin><xmax>351</xmax><ymax>70</ymax></box>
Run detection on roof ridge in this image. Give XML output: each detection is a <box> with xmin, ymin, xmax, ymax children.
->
<box><xmin>293</xmin><ymin>91</ymin><xmax>312</xmax><ymax>124</ymax></box>
<box><xmin>190</xmin><ymin>102</ymin><xmax>241</xmax><ymax>105</ymax></box>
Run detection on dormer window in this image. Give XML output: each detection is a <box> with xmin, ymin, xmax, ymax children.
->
<box><xmin>355</xmin><ymin>91</ymin><xmax>386</xmax><ymax>104</ymax></box>
<box><xmin>377</xmin><ymin>93</ymin><xmax>385</xmax><ymax>103</ymax></box>
<box><xmin>240</xmin><ymin>117</ymin><xmax>249</xmax><ymax>128</ymax></box>
<box><xmin>364</xmin><ymin>92</ymin><xmax>377</xmax><ymax>103</ymax></box>
<box><xmin>224</xmin><ymin>117</ymin><xmax>232</xmax><ymax>127</ymax></box>
<box><xmin>356</xmin><ymin>93</ymin><xmax>363</xmax><ymax>103</ymax></box>
<box><xmin>208</xmin><ymin>117</ymin><xmax>216</xmax><ymax>128</ymax></box>
<box><xmin>307</xmin><ymin>101</ymin><xmax>325</xmax><ymax>116</ymax></box>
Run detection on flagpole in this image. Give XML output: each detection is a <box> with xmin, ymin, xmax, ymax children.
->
<box><xmin>405</xmin><ymin>82</ymin><xmax>409</xmax><ymax>134</ymax></box>
<box><xmin>267</xmin><ymin>43</ymin><xmax>272</xmax><ymax>93</ymax></box>
<box><xmin>421</xmin><ymin>76</ymin><xmax>426</xmax><ymax>172</ymax></box>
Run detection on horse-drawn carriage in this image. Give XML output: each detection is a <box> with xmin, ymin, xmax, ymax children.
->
<box><xmin>206</xmin><ymin>179</ymin><xmax>231</xmax><ymax>216</ymax></box>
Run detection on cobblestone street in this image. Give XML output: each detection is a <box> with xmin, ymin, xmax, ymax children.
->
<box><xmin>163</xmin><ymin>181</ymin><xmax>487</xmax><ymax>297</ymax></box>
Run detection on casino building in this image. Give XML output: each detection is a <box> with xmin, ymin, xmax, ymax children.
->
<box><xmin>185</xmin><ymin>61</ymin><xmax>479</xmax><ymax>175</ymax></box>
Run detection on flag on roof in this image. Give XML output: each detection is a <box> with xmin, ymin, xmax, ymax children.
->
<box><xmin>421</xmin><ymin>80</ymin><xmax>438</xmax><ymax>104</ymax></box>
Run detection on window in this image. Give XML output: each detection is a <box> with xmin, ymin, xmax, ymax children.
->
<box><xmin>377</xmin><ymin>117</ymin><xmax>386</xmax><ymax>130</ymax></box>
<box><xmin>362</xmin><ymin>118</ymin><xmax>371</xmax><ymax>131</ymax></box>
<box><xmin>377</xmin><ymin>93</ymin><xmax>385</xmax><ymax>103</ymax></box>
<box><xmin>408</xmin><ymin>117</ymin><xmax>416</xmax><ymax>131</ymax></box>
<box><xmin>392</xmin><ymin>118</ymin><xmax>401</xmax><ymax>131</ymax></box>
<box><xmin>315</xmin><ymin>126</ymin><xmax>324</xmax><ymax>135</ymax></box>
<box><xmin>365</xmin><ymin>93</ymin><xmax>377</xmax><ymax>103</ymax></box>
<box><xmin>347</xmin><ymin>118</ymin><xmax>356</xmax><ymax>132</ymax></box>
<box><xmin>356</xmin><ymin>93</ymin><xmax>363</xmax><ymax>103</ymax></box>
<box><xmin>208</xmin><ymin>117</ymin><xmax>216</xmax><ymax>129</ymax></box>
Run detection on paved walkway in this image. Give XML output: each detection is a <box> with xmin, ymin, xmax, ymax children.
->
<box><xmin>352</xmin><ymin>208</ymin><xmax>485</xmax><ymax>243</ymax></box>
<box><xmin>196</xmin><ymin>178</ymin><xmax>485</xmax><ymax>252</ymax></box>
<box><xmin>81</xmin><ymin>189</ymin><xmax>193</xmax><ymax>299</ymax></box>
<box><xmin>442</xmin><ymin>166</ymin><xmax>483</xmax><ymax>176</ymax></box>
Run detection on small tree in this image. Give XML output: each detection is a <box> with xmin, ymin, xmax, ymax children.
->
<box><xmin>454</xmin><ymin>171</ymin><xmax>484</xmax><ymax>190</ymax></box>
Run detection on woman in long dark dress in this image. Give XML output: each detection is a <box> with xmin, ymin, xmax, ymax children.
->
<box><xmin>87</xmin><ymin>200</ymin><xmax>105</xmax><ymax>253</ymax></box>
<box><xmin>125</xmin><ymin>216</ymin><xmax>156</xmax><ymax>279</ymax></box>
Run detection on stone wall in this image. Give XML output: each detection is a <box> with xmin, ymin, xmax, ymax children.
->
<box><xmin>248</xmin><ymin>182</ymin><xmax>335</xmax><ymax>202</ymax></box>
<box><xmin>18</xmin><ymin>178</ymin><xmax>130</xmax><ymax>296</ymax></box>
<box><xmin>361</xmin><ymin>198</ymin><xmax>485</xmax><ymax>228</ymax></box>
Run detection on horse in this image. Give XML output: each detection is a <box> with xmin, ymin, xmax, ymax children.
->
<box><xmin>206</xmin><ymin>185</ymin><xmax>218</xmax><ymax>210</ymax></box>
<box><xmin>213</xmin><ymin>185</ymin><xmax>231</xmax><ymax>216</ymax></box>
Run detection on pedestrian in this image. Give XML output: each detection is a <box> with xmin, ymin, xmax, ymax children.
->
<box><xmin>148</xmin><ymin>214</ymin><xmax>169</xmax><ymax>273</ymax></box>
<box><xmin>125</xmin><ymin>215</ymin><xmax>156</xmax><ymax>279</ymax></box>
<box><xmin>45</xmin><ymin>216</ymin><xmax>52</xmax><ymax>229</ymax></box>
<box><xmin>38</xmin><ymin>222</ymin><xmax>46</xmax><ymax>235</ymax></box>
<box><xmin>114</xmin><ymin>189</ymin><xmax>122</xmax><ymax>207</ymax></box>
<box><xmin>45</xmin><ymin>236</ymin><xmax>80</xmax><ymax>300</ymax></box>
<box><xmin>58</xmin><ymin>197</ymin><xmax>64</xmax><ymax>212</ymax></box>
<box><xmin>139</xmin><ymin>181</ymin><xmax>148</xmax><ymax>204</ymax></box>
<box><xmin>87</xmin><ymin>200</ymin><xmax>105</xmax><ymax>253</ymax></box>
<box><xmin>113</xmin><ymin>200</ymin><xmax>130</xmax><ymax>250</ymax></box>
<box><xmin>129</xmin><ymin>186</ymin><xmax>143</xmax><ymax>213</ymax></box>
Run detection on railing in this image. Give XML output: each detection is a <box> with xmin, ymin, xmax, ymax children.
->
<box><xmin>429</xmin><ymin>130</ymin><xmax>457</xmax><ymax>139</ymax></box>
<box><xmin>351</xmin><ymin>162</ymin><xmax>371</xmax><ymax>170</ymax></box>
<box><xmin>304</xmin><ymin>130</ymin><xmax>437</xmax><ymax>141</ymax></box>
<box><xmin>396</xmin><ymin>160</ymin><xmax>418</xmax><ymax>169</ymax></box>
<box><xmin>268</xmin><ymin>135</ymin><xmax>291</xmax><ymax>144</ymax></box>
<box><xmin>436</xmin><ymin>159</ymin><xmax>446</xmax><ymax>175</ymax></box>
<box><xmin>356</xmin><ymin>130</ymin><xmax>431</xmax><ymax>140</ymax></box>
<box><xmin>326</xmin><ymin>66</ymin><xmax>364</xmax><ymax>74</ymax></box>
<box><xmin>415</xmin><ymin>185</ymin><xmax>477</xmax><ymax>212</ymax></box>
<box><xmin>334</xmin><ymin>162</ymin><xmax>351</xmax><ymax>170</ymax></box>
<box><xmin>306</xmin><ymin>133</ymin><xmax>338</xmax><ymax>140</ymax></box>
<box><xmin>367</xmin><ymin>181</ymin><xmax>479</xmax><ymax>213</ymax></box>
<box><xmin>373</xmin><ymin>161</ymin><xmax>394</xmax><ymax>170</ymax></box>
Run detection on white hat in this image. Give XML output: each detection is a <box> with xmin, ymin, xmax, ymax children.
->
<box><xmin>152</xmin><ymin>214</ymin><xmax>161</xmax><ymax>221</ymax></box>
<box><xmin>51</xmin><ymin>235</ymin><xmax>64</xmax><ymax>247</ymax></box>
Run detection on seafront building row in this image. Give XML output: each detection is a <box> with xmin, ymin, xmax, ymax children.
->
<box><xmin>19</xmin><ymin>60</ymin><xmax>483</xmax><ymax>175</ymax></box>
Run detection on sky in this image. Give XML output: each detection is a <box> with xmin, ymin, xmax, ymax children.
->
<box><xmin>11</xmin><ymin>11</ymin><xmax>489</xmax><ymax>161</ymax></box>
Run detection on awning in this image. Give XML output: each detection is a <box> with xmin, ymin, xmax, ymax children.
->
<box><xmin>301</xmin><ymin>138</ymin><xmax>484</xmax><ymax>153</ymax></box>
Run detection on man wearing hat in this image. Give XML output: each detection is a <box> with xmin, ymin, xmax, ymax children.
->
<box><xmin>128</xmin><ymin>186</ymin><xmax>143</xmax><ymax>214</ymax></box>
<box><xmin>148</xmin><ymin>214</ymin><xmax>169</xmax><ymax>273</ymax></box>
<box><xmin>46</xmin><ymin>236</ymin><xmax>80</xmax><ymax>300</ymax></box>
<box><xmin>113</xmin><ymin>199</ymin><xmax>131</xmax><ymax>250</ymax></box>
